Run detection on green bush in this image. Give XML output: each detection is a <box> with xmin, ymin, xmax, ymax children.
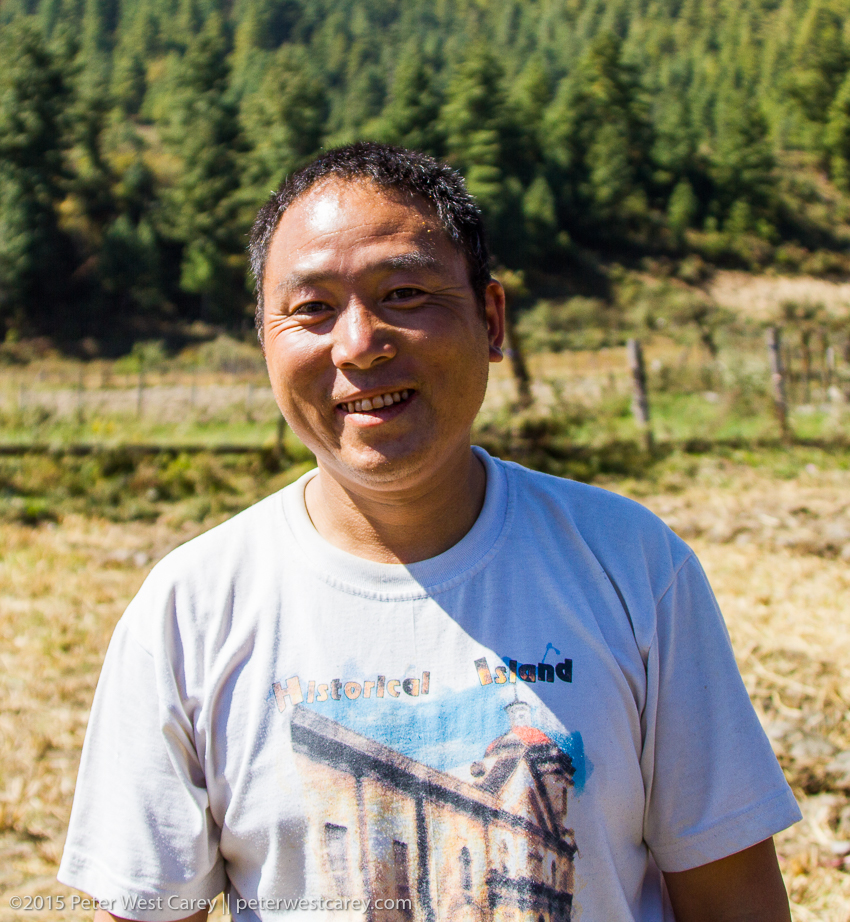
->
<box><xmin>5</xmin><ymin>496</ymin><xmax>59</xmax><ymax>525</ymax></box>
<box><xmin>517</xmin><ymin>297</ymin><xmax>618</xmax><ymax>352</ymax></box>
<box><xmin>114</xmin><ymin>340</ymin><xmax>169</xmax><ymax>375</ymax></box>
<box><xmin>184</xmin><ymin>335</ymin><xmax>265</xmax><ymax>374</ymax></box>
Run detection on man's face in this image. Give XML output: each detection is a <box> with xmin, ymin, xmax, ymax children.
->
<box><xmin>262</xmin><ymin>178</ymin><xmax>504</xmax><ymax>492</ymax></box>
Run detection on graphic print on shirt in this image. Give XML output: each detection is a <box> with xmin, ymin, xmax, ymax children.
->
<box><xmin>271</xmin><ymin>649</ymin><xmax>586</xmax><ymax>922</ymax></box>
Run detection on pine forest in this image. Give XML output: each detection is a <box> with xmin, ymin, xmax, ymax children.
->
<box><xmin>1</xmin><ymin>0</ymin><xmax>850</xmax><ymax>343</ymax></box>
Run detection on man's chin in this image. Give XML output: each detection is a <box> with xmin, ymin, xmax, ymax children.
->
<box><xmin>320</xmin><ymin>440</ymin><xmax>450</xmax><ymax>489</ymax></box>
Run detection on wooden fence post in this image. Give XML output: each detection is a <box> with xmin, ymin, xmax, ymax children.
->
<box><xmin>627</xmin><ymin>338</ymin><xmax>653</xmax><ymax>452</ymax></box>
<box><xmin>825</xmin><ymin>345</ymin><xmax>836</xmax><ymax>394</ymax></box>
<box><xmin>818</xmin><ymin>327</ymin><xmax>830</xmax><ymax>394</ymax></box>
<box><xmin>782</xmin><ymin>341</ymin><xmax>793</xmax><ymax>401</ymax></box>
<box><xmin>498</xmin><ymin>268</ymin><xmax>533</xmax><ymax>409</ymax></box>
<box><xmin>766</xmin><ymin>326</ymin><xmax>790</xmax><ymax>440</ymax></box>
<box><xmin>136</xmin><ymin>359</ymin><xmax>145</xmax><ymax>418</ymax></box>
<box><xmin>800</xmin><ymin>327</ymin><xmax>812</xmax><ymax>403</ymax></box>
<box><xmin>505</xmin><ymin>313</ymin><xmax>533</xmax><ymax>408</ymax></box>
<box><xmin>75</xmin><ymin>366</ymin><xmax>82</xmax><ymax>423</ymax></box>
<box><xmin>276</xmin><ymin>415</ymin><xmax>287</xmax><ymax>460</ymax></box>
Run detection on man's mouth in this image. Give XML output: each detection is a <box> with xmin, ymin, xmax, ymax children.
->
<box><xmin>338</xmin><ymin>389</ymin><xmax>412</xmax><ymax>414</ymax></box>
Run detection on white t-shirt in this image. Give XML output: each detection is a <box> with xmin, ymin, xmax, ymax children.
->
<box><xmin>59</xmin><ymin>449</ymin><xmax>800</xmax><ymax>921</ymax></box>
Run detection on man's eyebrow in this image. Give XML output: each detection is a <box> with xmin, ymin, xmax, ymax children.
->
<box><xmin>273</xmin><ymin>253</ymin><xmax>445</xmax><ymax>295</ymax></box>
<box><xmin>377</xmin><ymin>252</ymin><xmax>444</xmax><ymax>273</ymax></box>
<box><xmin>273</xmin><ymin>271</ymin><xmax>333</xmax><ymax>295</ymax></box>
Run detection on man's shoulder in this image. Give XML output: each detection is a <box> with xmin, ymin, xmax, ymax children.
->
<box><xmin>122</xmin><ymin>477</ymin><xmax>305</xmax><ymax>637</ymax></box>
<box><xmin>117</xmin><ymin>472</ymin><xmax>318</xmax><ymax>659</ymax></box>
<box><xmin>493</xmin><ymin>455</ymin><xmax>693</xmax><ymax>582</ymax></box>
<box><xmin>497</xmin><ymin>454</ymin><xmax>673</xmax><ymax>530</ymax></box>
<box><xmin>156</xmin><ymin>483</ymin><xmax>290</xmax><ymax>577</ymax></box>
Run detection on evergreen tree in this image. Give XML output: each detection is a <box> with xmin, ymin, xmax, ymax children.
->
<box><xmin>826</xmin><ymin>70</ymin><xmax>850</xmax><ymax>191</ymax></box>
<box><xmin>230</xmin><ymin>5</ymin><xmax>268</xmax><ymax>94</ymax></box>
<box><xmin>0</xmin><ymin>19</ymin><xmax>75</xmax><ymax>335</ymax></box>
<box><xmin>370</xmin><ymin>46</ymin><xmax>443</xmax><ymax>156</ymax></box>
<box><xmin>109</xmin><ymin>0</ymin><xmax>163</xmax><ymax>113</ymax></box>
<box><xmin>441</xmin><ymin>46</ymin><xmax>526</xmax><ymax>262</ymax></box>
<box><xmin>542</xmin><ymin>73</ymin><xmax>583</xmax><ymax>213</ymax></box>
<box><xmin>241</xmin><ymin>44</ymin><xmax>328</xmax><ymax>197</ymax></box>
<box><xmin>3</xmin><ymin>0</ymin><xmax>850</xmax><ymax>335</ymax></box>
<box><xmin>521</xmin><ymin>174</ymin><xmax>562</xmax><ymax>262</ymax></box>
<box><xmin>784</xmin><ymin>1</ymin><xmax>848</xmax><ymax>148</ymax></box>
<box><xmin>333</xmin><ymin>38</ymin><xmax>387</xmax><ymax>139</ymax></box>
<box><xmin>229</xmin><ymin>0</ymin><xmax>302</xmax><ymax>94</ymax></box>
<box><xmin>93</xmin><ymin>122</ymin><xmax>167</xmax><ymax>318</ymax></box>
<box><xmin>710</xmin><ymin>85</ymin><xmax>775</xmax><ymax>234</ymax></box>
<box><xmin>581</xmin><ymin>33</ymin><xmax>653</xmax><ymax>224</ymax></box>
<box><xmin>510</xmin><ymin>54</ymin><xmax>554</xmax><ymax>176</ymax></box>
<box><xmin>159</xmin><ymin>14</ymin><xmax>246</xmax><ymax>322</ymax></box>
<box><xmin>544</xmin><ymin>32</ymin><xmax>654</xmax><ymax>241</ymax></box>
<box><xmin>652</xmin><ymin>60</ymin><xmax>700</xmax><ymax>181</ymax></box>
<box><xmin>667</xmin><ymin>178</ymin><xmax>699</xmax><ymax>240</ymax></box>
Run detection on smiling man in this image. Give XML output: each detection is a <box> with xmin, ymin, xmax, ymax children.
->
<box><xmin>258</xmin><ymin>171</ymin><xmax>502</xmax><ymax>562</ymax></box>
<box><xmin>60</xmin><ymin>143</ymin><xmax>799</xmax><ymax>922</ymax></box>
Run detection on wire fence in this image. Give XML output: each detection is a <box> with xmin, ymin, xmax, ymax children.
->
<box><xmin>0</xmin><ymin>325</ymin><xmax>848</xmax><ymax>454</ymax></box>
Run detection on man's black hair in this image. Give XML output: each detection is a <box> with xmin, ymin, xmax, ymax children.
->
<box><xmin>248</xmin><ymin>142</ymin><xmax>491</xmax><ymax>336</ymax></box>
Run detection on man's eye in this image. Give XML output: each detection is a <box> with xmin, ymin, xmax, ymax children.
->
<box><xmin>387</xmin><ymin>288</ymin><xmax>422</xmax><ymax>301</ymax></box>
<box><xmin>293</xmin><ymin>302</ymin><xmax>328</xmax><ymax>315</ymax></box>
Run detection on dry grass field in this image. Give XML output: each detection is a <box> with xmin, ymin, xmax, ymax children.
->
<box><xmin>1</xmin><ymin>452</ymin><xmax>849</xmax><ymax>921</ymax></box>
<box><xmin>708</xmin><ymin>271</ymin><xmax>850</xmax><ymax>323</ymax></box>
<box><xmin>632</xmin><ymin>466</ymin><xmax>850</xmax><ymax>921</ymax></box>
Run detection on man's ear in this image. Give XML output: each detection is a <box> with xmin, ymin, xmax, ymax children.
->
<box><xmin>484</xmin><ymin>280</ymin><xmax>506</xmax><ymax>362</ymax></box>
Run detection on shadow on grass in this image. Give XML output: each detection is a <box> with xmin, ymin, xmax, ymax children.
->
<box><xmin>475</xmin><ymin>425</ymin><xmax>850</xmax><ymax>484</ymax></box>
<box><xmin>1</xmin><ymin>434</ymin><xmax>848</xmax><ymax>525</ymax></box>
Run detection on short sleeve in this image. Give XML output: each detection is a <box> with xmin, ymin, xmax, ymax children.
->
<box><xmin>58</xmin><ymin>618</ymin><xmax>226</xmax><ymax>921</ymax></box>
<box><xmin>642</xmin><ymin>554</ymin><xmax>801</xmax><ymax>873</ymax></box>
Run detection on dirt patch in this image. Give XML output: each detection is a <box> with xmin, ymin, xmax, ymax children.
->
<box><xmin>629</xmin><ymin>470</ymin><xmax>850</xmax><ymax>921</ymax></box>
<box><xmin>0</xmin><ymin>517</ymin><xmax>209</xmax><ymax>921</ymax></box>
<box><xmin>709</xmin><ymin>272</ymin><xmax>850</xmax><ymax>322</ymax></box>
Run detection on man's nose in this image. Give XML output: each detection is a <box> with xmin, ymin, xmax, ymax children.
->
<box><xmin>331</xmin><ymin>300</ymin><xmax>396</xmax><ymax>370</ymax></box>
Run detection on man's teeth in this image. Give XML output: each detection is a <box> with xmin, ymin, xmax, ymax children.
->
<box><xmin>342</xmin><ymin>390</ymin><xmax>410</xmax><ymax>413</ymax></box>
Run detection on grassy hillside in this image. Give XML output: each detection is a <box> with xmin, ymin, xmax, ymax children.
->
<box><xmin>4</xmin><ymin>0</ymin><xmax>850</xmax><ymax>344</ymax></box>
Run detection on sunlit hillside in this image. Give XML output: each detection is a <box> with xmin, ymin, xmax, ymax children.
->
<box><xmin>3</xmin><ymin>0</ymin><xmax>850</xmax><ymax>342</ymax></box>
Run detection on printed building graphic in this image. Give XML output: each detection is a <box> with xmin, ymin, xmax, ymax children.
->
<box><xmin>291</xmin><ymin>700</ymin><xmax>577</xmax><ymax>922</ymax></box>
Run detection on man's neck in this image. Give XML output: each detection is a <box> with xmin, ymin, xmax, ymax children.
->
<box><xmin>304</xmin><ymin>448</ymin><xmax>487</xmax><ymax>564</ymax></box>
